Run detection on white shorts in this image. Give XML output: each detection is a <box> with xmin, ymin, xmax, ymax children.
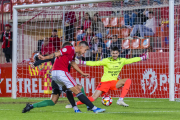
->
<box><xmin>51</xmin><ymin>70</ymin><xmax>77</xmax><ymax>89</ymax></box>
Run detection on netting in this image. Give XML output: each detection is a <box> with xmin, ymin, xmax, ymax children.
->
<box><xmin>12</xmin><ymin>0</ymin><xmax>180</xmax><ymax>99</ymax></box>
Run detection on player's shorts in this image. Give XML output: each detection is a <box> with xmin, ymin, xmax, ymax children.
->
<box><xmin>51</xmin><ymin>70</ymin><xmax>77</xmax><ymax>89</ymax></box>
<box><xmin>96</xmin><ymin>80</ymin><xmax>118</xmax><ymax>96</ymax></box>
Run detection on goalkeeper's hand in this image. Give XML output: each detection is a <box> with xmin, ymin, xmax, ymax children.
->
<box><xmin>141</xmin><ymin>52</ymin><xmax>149</xmax><ymax>61</ymax></box>
<box><xmin>75</xmin><ymin>58</ymin><xmax>86</xmax><ymax>65</ymax></box>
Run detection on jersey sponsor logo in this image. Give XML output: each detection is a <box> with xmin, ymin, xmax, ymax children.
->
<box><xmin>141</xmin><ymin>69</ymin><xmax>157</xmax><ymax>95</ymax></box>
<box><xmin>62</xmin><ymin>48</ymin><xmax>67</xmax><ymax>52</ymax></box>
<box><xmin>108</xmin><ymin>71</ymin><xmax>119</xmax><ymax>76</ymax></box>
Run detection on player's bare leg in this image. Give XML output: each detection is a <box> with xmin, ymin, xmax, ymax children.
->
<box><xmin>116</xmin><ymin>78</ymin><xmax>131</xmax><ymax>107</ymax></box>
<box><xmin>66</xmin><ymin>84</ymin><xmax>87</xmax><ymax>108</ymax></box>
<box><xmin>69</xmin><ymin>85</ymin><xmax>105</xmax><ymax>113</ymax></box>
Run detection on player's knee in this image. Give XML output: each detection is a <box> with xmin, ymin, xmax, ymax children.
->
<box><xmin>70</xmin><ymin>86</ymin><xmax>81</xmax><ymax>95</ymax></box>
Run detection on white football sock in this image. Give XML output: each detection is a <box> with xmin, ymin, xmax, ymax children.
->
<box><xmin>92</xmin><ymin>106</ymin><xmax>97</xmax><ymax>110</ymax></box>
<box><xmin>73</xmin><ymin>106</ymin><xmax>79</xmax><ymax>111</ymax></box>
<box><xmin>119</xmin><ymin>97</ymin><xmax>123</xmax><ymax>101</ymax></box>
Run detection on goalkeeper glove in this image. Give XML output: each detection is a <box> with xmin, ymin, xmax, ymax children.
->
<box><xmin>75</xmin><ymin>58</ymin><xmax>86</xmax><ymax>65</ymax></box>
<box><xmin>140</xmin><ymin>52</ymin><xmax>149</xmax><ymax>61</ymax></box>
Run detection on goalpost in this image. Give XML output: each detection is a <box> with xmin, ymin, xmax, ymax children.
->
<box><xmin>12</xmin><ymin>0</ymin><xmax>178</xmax><ymax>101</ymax></box>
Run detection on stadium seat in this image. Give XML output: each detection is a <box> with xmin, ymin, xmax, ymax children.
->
<box><xmin>109</xmin><ymin>17</ymin><xmax>118</xmax><ymax>27</ymax></box>
<box><xmin>12</xmin><ymin>0</ymin><xmax>18</xmax><ymax>4</ymax></box>
<box><xmin>3</xmin><ymin>3</ymin><xmax>11</xmax><ymax>13</ymax></box>
<box><xmin>141</xmin><ymin>39</ymin><xmax>150</xmax><ymax>49</ymax></box>
<box><xmin>119</xmin><ymin>28</ymin><xmax>130</xmax><ymax>38</ymax></box>
<box><xmin>121</xmin><ymin>39</ymin><xmax>130</xmax><ymax>49</ymax></box>
<box><xmin>27</xmin><ymin>0</ymin><xmax>36</xmax><ymax>3</ymax></box>
<box><xmin>74</xmin><ymin>30</ymin><xmax>83</xmax><ymax>40</ymax></box>
<box><xmin>35</xmin><ymin>0</ymin><xmax>44</xmax><ymax>3</ymax></box>
<box><xmin>106</xmin><ymin>28</ymin><xmax>121</xmax><ymax>38</ymax></box>
<box><xmin>28</xmin><ymin>3</ymin><xmax>36</xmax><ymax>11</ymax></box>
<box><xmin>44</xmin><ymin>0</ymin><xmax>55</xmax><ymax>3</ymax></box>
<box><xmin>18</xmin><ymin>0</ymin><xmax>28</xmax><ymax>4</ymax></box>
<box><xmin>130</xmin><ymin>39</ymin><xmax>141</xmax><ymax>49</ymax></box>
<box><xmin>118</xmin><ymin>17</ymin><xmax>125</xmax><ymax>27</ymax></box>
<box><xmin>19</xmin><ymin>3</ymin><xmax>28</xmax><ymax>12</ymax></box>
<box><xmin>101</xmin><ymin>18</ymin><xmax>110</xmax><ymax>28</ymax></box>
<box><xmin>104</xmin><ymin>40</ymin><xmax>112</xmax><ymax>48</ymax></box>
<box><xmin>71</xmin><ymin>5</ymin><xmax>80</xmax><ymax>9</ymax></box>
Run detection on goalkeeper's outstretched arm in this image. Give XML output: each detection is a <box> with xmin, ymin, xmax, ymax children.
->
<box><xmin>124</xmin><ymin>52</ymin><xmax>149</xmax><ymax>65</ymax></box>
<box><xmin>75</xmin><ymin>58</ymin><xmax>106</xmax><ymax>66</ymax></box>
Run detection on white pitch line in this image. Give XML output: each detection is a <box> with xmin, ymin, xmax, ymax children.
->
<box><xmin>0</xmin><ymin>109</ymin><xmax>14</xmax><ymax>110</ymax></box>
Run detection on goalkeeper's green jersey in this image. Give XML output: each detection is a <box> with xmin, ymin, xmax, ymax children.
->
<box><xmin>86</xmin><ymin>57</ymin><xmax>141</xmax><ymax>82</ymax></box>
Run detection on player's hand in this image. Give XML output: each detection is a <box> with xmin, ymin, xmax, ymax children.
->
<box><xmin>38</xmin><ymin>54</ymin><xmax>45</xmax><ymax>60</ymax></box>
<box><xmin>81</xmin><ymin>73</ymin><xmax>89</xmax><ymax>77</ymax></box>
<box><xmin>31</xmin><ymin>64</ymin><xmax>35</xmax><ymax>69</ymax></box>
<box><xmin>141</xmin><ymin>52</ymin><xmax>149</xmax><ymax>61</ymax></box>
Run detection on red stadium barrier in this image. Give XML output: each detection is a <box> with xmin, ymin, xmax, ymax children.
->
<box><xmin>0</xmin><ymin>53</ymin><xmax>180</xmax><ymax>98</ymax></box>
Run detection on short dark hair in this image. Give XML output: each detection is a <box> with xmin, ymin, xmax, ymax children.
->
<box><xmin>78</xmin><ymin>41</ymin><xmax>89</xmax><ymax>47</ymax></box>
<box><xmin>112</xmin><ymin>35</ymin><xmax>118</xmax><ymax>38</ymax></box>
<box><xmin>149</xmin><ymin>11</ymin><xmax>154</xmax><ymax>14</ymax></box>
<box><xmin>52</xmin><ymin>29</ymin><xmax>57</xmax><ymax>32</ymax></box>
<box><xmin>62</xmin><ymin>42</ymin><xmax>73</xmax><ymax>48</ymax></box>
<box><xmin>98</xmin><ymin>44</ymin><xmax>102</xmax><ymax>48</ymax></box>
<box><xmin>111</xmin><ymin>46</ymin><xmax>119</xmax><ymax>52</ymax></box>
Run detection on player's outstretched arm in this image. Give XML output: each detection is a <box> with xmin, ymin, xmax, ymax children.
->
<box><xmin>75</xmin><ymin>58</ymin><xmax>106</xmax><ymax>66</ymax></box>
<box><xmin>124</xmin><ymin>52</ymin><xmax>149</xmax><ymax>65</ymax></box>
<box><xmin>71</xmin><ymin>61</ymin><xmax>89</xmax><ymax>77</ymax></box>
<box><xmin>38</xmin><ymin>51</ymin><xmax>61</xmax><ymax>60</ymax></box>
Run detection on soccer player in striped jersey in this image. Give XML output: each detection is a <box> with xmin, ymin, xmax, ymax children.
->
<box><xmin>66</xmin><ymin>46</ymin><xmax>148</xmax><ymax>108</ymax></box>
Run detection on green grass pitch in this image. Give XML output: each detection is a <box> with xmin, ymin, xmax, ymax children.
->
<box><xmin>0</xmin><ymin>97</ymin><xmax>180</xmax><ymax>120</ymax></box>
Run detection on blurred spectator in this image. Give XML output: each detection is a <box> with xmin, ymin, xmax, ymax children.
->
<box><xmin>77</xmin><ymin>12</ymin><xmax>91</xmax><ymax>41</ymax></box>
<box><xmin>83</xmin><ymin>28</ymin><xmax>94</xmax><ymax>60</ymax></box>
<box><xmin>91</xmin><ymin>36</ymin><xmax>106</xmax><ymax>54</ymax></box>
<box><xmin>123</xmin><ymin>1</ymin><xmax>136</xmax><ymax>28</ymax></box>
<box><xmin>110</xmin><ymin>35</ymin><xmax>121</xmax><ymax>50</ymax></box>
<box><xmin>82</xmin><ymin>12</ymin><xmax>91</xmax><ymax>31</ymax></box>
<box><xmin>41</xmin><ymin>37</ymin><xmax>55</xmax><ymax>56</ymax></box>
<box><xmin>0</xmin><ymin>24</ymin><xmax>13</xmax><ymax>62</ymax></box>
<box><xmin>64</xmin><ymin>10</ymin><xmax>77</xmax><ymax>41</ymax></box>
<box><xmin>92</xmin><ymin>13</ymin><xmax>106</xmax><ymax>39</ymax></box>
<box><xmin>153</xmin><ymin>0</ymin><xmax>162</xmax><ymax>5</ymax></box>
<box><xmin>83</xmin><ymin>27</ymin><xmax>94</xmax><ymax>47</ymax></box>
<box><xmin>106</xmin><ymin>35</ymin><xmax>122</xmax><ymax>57</ymax></box>
<box><xmin>49</xmin><ymin>29</ymin><xmax>61</xmax><ymax>51</ymax></box>
<box><xmin>135</xmin><ymin>2</ymin><xmax>148</xmax><ymax>25</ymax></box>
<box><xmin>37</xmin><ymin>39</ymin><xmax>44</xmax><ymax>52</ymax></box>
<box><xmin>160</xmin><ymin>0</ymin><xmax>169</xmax><ymax>23</ymax></box>
<box><xmin>91</xmin><ymin>44</ymin><xmax>107</xmax><ymax>61</ymax></box>
<box><xmin>127</xmin><ymin>11</ymin><xmax>156</xmax><ymax>39</ymax></box>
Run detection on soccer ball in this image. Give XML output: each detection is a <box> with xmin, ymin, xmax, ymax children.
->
<box><xmin>101</xmin><ymin>95</ymin><xmax>113</xmax><ymax>106</ymax></box>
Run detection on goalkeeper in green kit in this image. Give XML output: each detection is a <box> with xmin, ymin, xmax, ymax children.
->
<box><xmin>66</xmin><ymin>46</ymin><xmax>149</xmax><ymax>108</ymax></box>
